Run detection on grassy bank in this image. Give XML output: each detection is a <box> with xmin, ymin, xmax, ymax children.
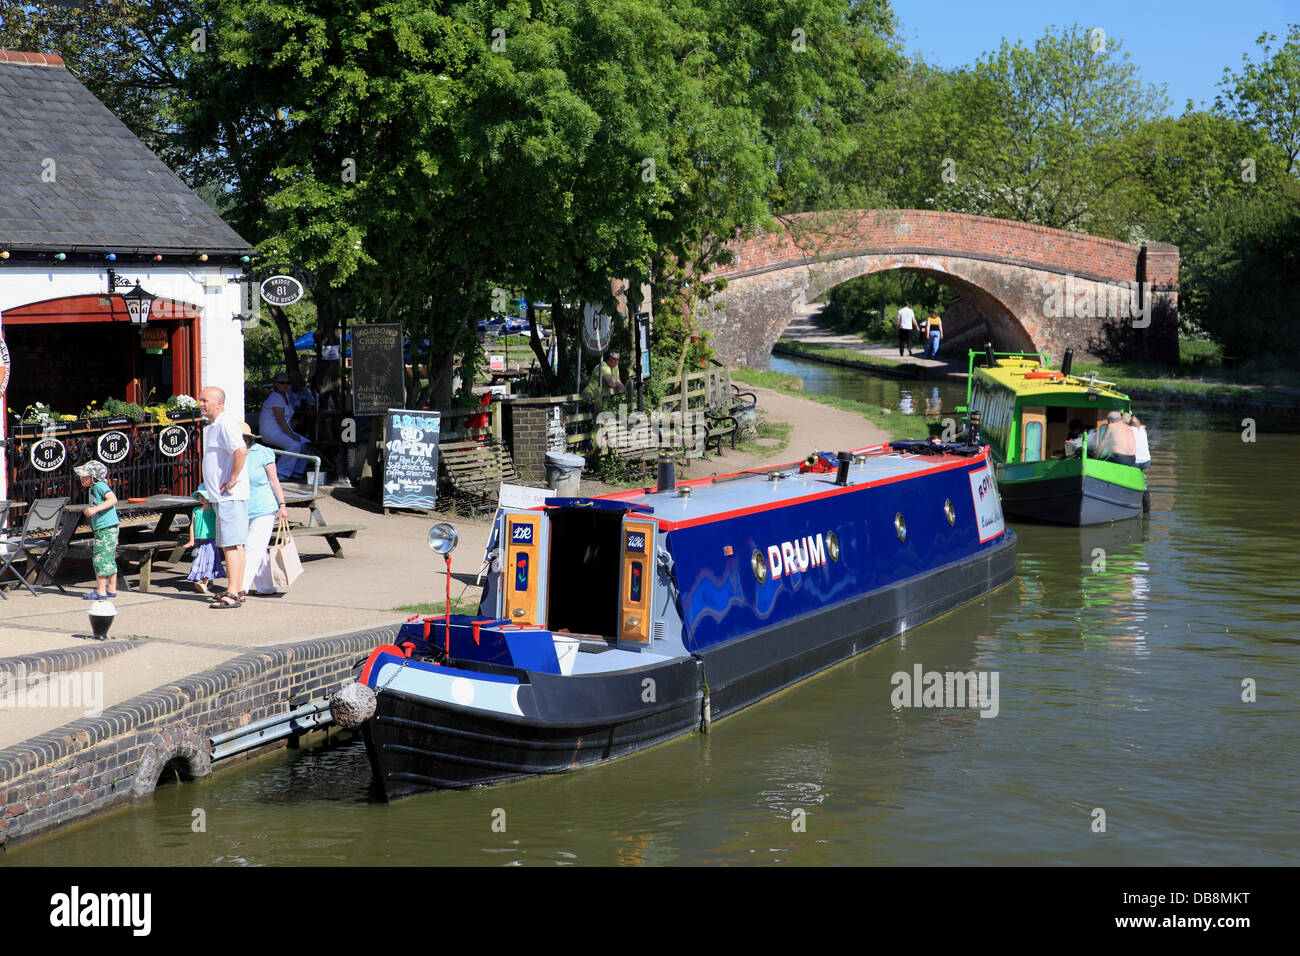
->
<box><xmin>734</xmin><ymin>369</ymin><xmax>929</xmax><ymax>441</ymax></box>
<box><xmin>774</xmin><ymin>339</ymin><xmax>913</xmax><ymax>372</ymax></box>
<box><xmin>396</xmin><ymin>599</ymin><xmax>483</xmax><ymax>616</ymax></box>
<box><xmin>1069</xmin><ymin>360</ymin><xmax>1300</xmax><ymax>409</ymax></box>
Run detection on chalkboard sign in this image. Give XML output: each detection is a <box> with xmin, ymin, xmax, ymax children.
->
<box><xmin>383</xmin><ymin>409</ymin><xmax>441</xmax><ymax>510</ymax></box>
<box><xmin>352</xmin><ymin>324</ymin><xmax>406</xmax><ymax>415</ymax></box>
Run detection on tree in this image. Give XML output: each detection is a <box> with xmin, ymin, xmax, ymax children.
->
<box><xmin>1123</xmin><ymin>110</ymin><xmax>1283</xmax><ymax>243</ymax></box>
<box><xmin>927</xmin><ymin>25</ymin><xmax>1168</xmax><ymax>240</ymax></box>
<box><xmin>1178</xmin><ymin>176</ymin><xmax>1300</xmax><ymax>359</ymax></box>
<box><xmin>1217</xmin><ymin>25</ymin><xmax>1300</xmax><ymax>176</ymax></box>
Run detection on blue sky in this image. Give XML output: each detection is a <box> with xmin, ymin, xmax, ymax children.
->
<box><xmin>891</xmin><ymin>0</ymin><xmax>1297</xmax><ymax>115</ymax></box>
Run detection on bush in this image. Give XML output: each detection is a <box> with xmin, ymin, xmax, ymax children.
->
<box><xmin>1180</xmin><ymin>177</ymin><xmax>1300</xmax><ymax>359</ymax></box>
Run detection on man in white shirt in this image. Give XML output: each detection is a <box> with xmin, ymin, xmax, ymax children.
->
<box><xmin>199</xmin><ymin>386</ymin><xmax>250</xmax><ymax>607</ymax></box>
<box><xmin>897</xmin><ymin>302</ymin><xmax>916</xmax><ymax>357</ymax></box>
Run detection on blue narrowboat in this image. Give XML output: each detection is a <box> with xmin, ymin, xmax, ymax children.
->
<box><xmin>354</xmin><ymin>442</ymin><xmax>1016</xmax><ymax>798</ymax></box>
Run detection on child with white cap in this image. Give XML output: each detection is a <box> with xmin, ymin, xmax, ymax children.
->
<box><xmin>74</xmin><ymin>460</ymin><xmax>119</xmax><ymax>599</ymax></box>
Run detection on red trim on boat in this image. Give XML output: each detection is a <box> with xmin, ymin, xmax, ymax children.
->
<box><xmin>359</xmin><ymin>645</ymin><xmax>407</xmax><ymax>685</ymax></box>
<box><xmin>652</xmin><ymin>452</ymin><xmax>983</xmax><ymax>531</ymax></box>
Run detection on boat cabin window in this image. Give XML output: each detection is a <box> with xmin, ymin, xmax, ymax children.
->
<box><xmin>1021</xmin><ymin>405</ymin><xmax>1046</xmax><ymax>462</ymax></box>
<box><xmin>547</xmin><ymin>510</ymin><xmax>623</xmax><ymax>638</ymax></box>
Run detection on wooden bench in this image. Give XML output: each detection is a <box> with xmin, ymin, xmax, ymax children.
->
<box><xmin>108</xmin><ymin>538</ymin><xmax>187</xmax><ymax>593</ymax></box>
<box><xmin>596</xmin><ymin>418</ymin><xmax>661</xmax><ymax>475</ymax></box>
<box><xmin>438</xmin><ymin>439</ymin><xmax>518</xmax><ymax>512</ymax></box>
<box><xmin>287</xmin><ymin>523</ymin><xmax>362</xmax><ymax>558</ymax></box>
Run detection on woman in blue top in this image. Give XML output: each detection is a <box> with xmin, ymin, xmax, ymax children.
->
<box><xmin>74</xmin><ymin>460</ymin><xmax>119</xmax><ymax>599</ymax></box>
<box><xmin>239</xmin><ymin>423</ymin><xmax>289</xmax><ymax>596</ymax></box>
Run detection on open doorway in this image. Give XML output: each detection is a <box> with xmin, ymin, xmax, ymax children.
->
<box><xmin>547</xmin><ymin>509</ymin><xmax>623</xmax><ymax>637</ymax></box>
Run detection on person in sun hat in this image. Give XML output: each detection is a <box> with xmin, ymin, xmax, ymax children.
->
<box><xmin>240</xmin><ymin>422</ymin><xmax>289</xmax><ymax>597</ymax></box>
<box><xmin>74</xmin><ymin>460</ymin><xmax>119</xmax><ymax>600</ymax></box>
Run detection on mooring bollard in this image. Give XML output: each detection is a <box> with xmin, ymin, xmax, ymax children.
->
<box><xmin>88</xmin><ymin>600</ymin><xmax>116</xmax><ymax>640</ymax></box>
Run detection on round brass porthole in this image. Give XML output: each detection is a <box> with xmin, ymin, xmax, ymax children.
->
<box><xmin>944</xmin><ymin>498</ymin><xmax>956</xmax><ymax>526</ymax></box>
<box><xmin>894</xmin><ymin>512</ymin><xmax>907</xmax><ymax>541</ymax></box>
<box><xmin>752</xmin><ymin>549</ymin><xmax>769</xmax><ymax>583</ymax></box>
<box><xmin>826</xmin><ymin>531</ymin><xmax>840</xmax><ymax>562</ymax></box>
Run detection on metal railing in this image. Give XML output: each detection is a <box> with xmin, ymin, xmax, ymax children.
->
<box><xmin>264</xmin><ymin>448</ymin><xmax>323</xmax><ymax>495</ymax></box>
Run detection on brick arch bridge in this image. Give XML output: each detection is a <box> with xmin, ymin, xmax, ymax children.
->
<box><xmin>700</xmin><ymin>209</ymin><xmax>1178</xmax><ymax>368</ymax></box>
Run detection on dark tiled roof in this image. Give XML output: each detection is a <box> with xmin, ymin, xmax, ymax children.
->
<box><xmin>0</xmin><ymin>54</ymin><xmax>251</xmax><ymax>255</ymax></box>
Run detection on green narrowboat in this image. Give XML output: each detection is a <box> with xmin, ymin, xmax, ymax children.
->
<box><xmin>959</xmin><ymin>349</ymin><xmax>1147</xmax><ymax>525</ymax></box>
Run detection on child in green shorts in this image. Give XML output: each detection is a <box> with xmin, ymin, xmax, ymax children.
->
<box><xmin>75</xmin><ymin>461</ymin><xmax>119</xmax><ymax>599</ymax></box>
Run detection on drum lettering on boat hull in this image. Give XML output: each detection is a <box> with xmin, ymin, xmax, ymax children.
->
<box><xmin>766</xmin><ymin>534</ymin><xmax>828</xmax><ymax>579</ymax></box>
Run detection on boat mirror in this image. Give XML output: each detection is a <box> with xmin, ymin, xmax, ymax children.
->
<box><xmin>427</xmin><ymin>523</ymin><xmax>459</xmax><ymax>555</ymax></box>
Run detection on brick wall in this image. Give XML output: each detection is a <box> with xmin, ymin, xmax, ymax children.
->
<box><xmin>700</xmin><ymin>210</ymin><xmax>1179</xmax><ymax>367</ymax></box>
<box><xmin>504</xmin><ymin>399</ymin><xmax>563</xmax><ymax>482</ymax></box>
<box><xmin>0</xmin><ymin>624</ymin><xmax>399</xmax><ymax>848</ymax></box>
<box><xmin>713</xmin><ymin>209</ymin><xmax>1145</xmax><ymax>282</ymax></box>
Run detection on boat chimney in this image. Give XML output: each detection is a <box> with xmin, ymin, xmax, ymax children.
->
<box><xmin>657</xmin><ymin>450</ymin><xmax>675</xmax><ymax>493</ymax></box>
<box><xmin>835</xmin><ymin>451</ymin><xmax>852</xmax><ymax>486</ymax></box>
<box><xmin>1061</xmin><ymin>348</ymin><xmax>1074</xmax><ymax>376</ymax></box>
<box><xmin>969</xmin><ymin>409</ymin><xmax>982</xmax><ymax>444</ymax></box>
<box><xmin>984</xmin><ymin>343</ymin><xmax>996</xmax><ymax>367</ymax></box>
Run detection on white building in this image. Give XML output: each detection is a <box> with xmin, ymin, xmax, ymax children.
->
<box><xmin>0</xmin><ymin>51</ymin><xmax>253</xmax><ymax>504</ymax></box>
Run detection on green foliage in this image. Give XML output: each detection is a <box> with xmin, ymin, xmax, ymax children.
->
<box><xmin>930</xmin><ymin>26</ymin><xmax>1168</xmax><ymax>238</ymax></box>
<box><xmin>102</xmin><ymin>399</ymin><xmax>145</xmax><ymax>423</ymax></box>
<box><xmin>243</xmin><ymin>299</ymin><xmax>317</xmax><ymax>381</ymax></box>
<box><xmin>1123</xmin><ymin>110</ymin><xmax>1281</xmax><ymax>243</ymax></box>
<box><xmin>1217</xmin><ymin>25</ymin><xmax>1300</xmax><ymax>175</ymax></box>
<box><xmin>732</xmin><ymin>369</ymin><xmax>803</xmax><ymax>391</ymax></box>
<box><xmin>1179</xmin><ymin>177</ymin><xmax>1300</xmax><ymax>359</ymax></box>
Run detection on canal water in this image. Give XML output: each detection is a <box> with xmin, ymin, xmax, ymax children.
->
<box><xmin>6</xmin><ymin>356</ymin><xmax>1298</xmax><ymax>866</ymax></box>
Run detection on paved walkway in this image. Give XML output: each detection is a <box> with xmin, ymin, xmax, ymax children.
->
<box><xmin>0</xmin><ymin>384</ymin><xmax>888</xmax><ymax>754</ymax></box>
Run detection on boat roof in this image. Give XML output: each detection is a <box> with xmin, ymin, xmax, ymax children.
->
<box><xmin>591</xmin><ymin>444</ymin><xmax>985</xmax><ymax>531</ymax></box>
<box><xmin>974</xmin><ymin>357</ymin><xmax>1131</xmax><ymax>403</ymax></box>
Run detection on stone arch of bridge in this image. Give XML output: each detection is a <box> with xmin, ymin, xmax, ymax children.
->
<box><xmin>805</xmin><ymin>259</ymin><xmax>1037</xmax><ymax>354</ymax></box>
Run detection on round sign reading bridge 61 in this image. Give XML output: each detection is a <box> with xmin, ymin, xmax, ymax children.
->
<box><xmin>260</xmin><ymin>275</ymin><xmax>304</xmax><ymax>306</ymax></box>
